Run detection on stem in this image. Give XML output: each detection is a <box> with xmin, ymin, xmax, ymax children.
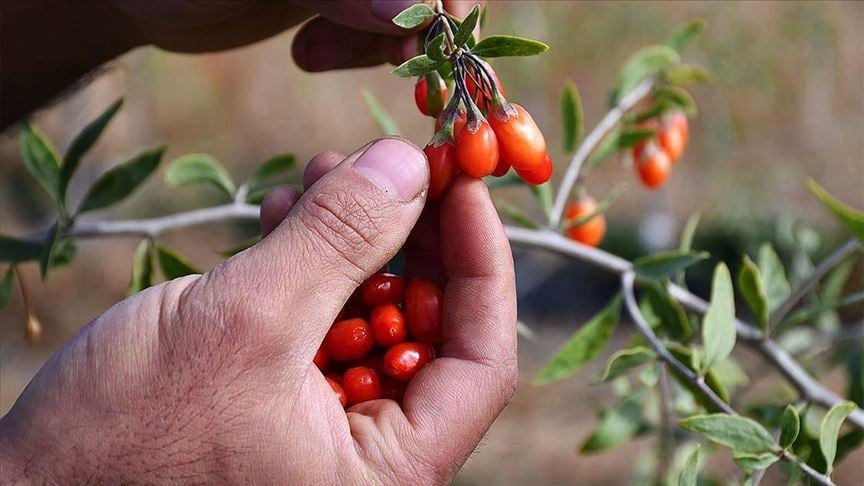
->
<box><xmin>769</xmin><ymin>239</ymin><xmax>861</xmax><ymax>331</ymax></box>
<box><xmin>549</xmin><ymin>77</ymin><xmax>656</xmax><ymax>228</ymax></box>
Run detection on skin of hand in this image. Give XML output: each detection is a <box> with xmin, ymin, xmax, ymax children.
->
<box><xmin>0</xmin><ymin>138</ymin><xmax>517</xmax><ymax>484</ymax></box>
<box><xmin>0</xmin><ymin>0</ymin><xmax>475</xmax><ymax>128</ymax></box>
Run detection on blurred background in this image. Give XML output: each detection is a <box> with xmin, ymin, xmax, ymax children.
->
<box><xmin>1</xmin><ymin>1</ymin><xmax>862</xmax><ymax>484</ymax></box>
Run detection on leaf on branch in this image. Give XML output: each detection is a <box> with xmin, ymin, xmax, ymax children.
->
<box><xmin>530</xmin><ymin>182</ymin><xmax>553</xmax><ymax>219</ymax></box>
<box><xmin>779</xmin><ymin>404</ymin><xmax>800</xmax><ymax>450</ymax></box>
<box><xmin>535</xmin><ymin>295</ymin><xmax>621</xmax><ymax>385</ymax></box>
<box><xmin>819</xmin><ymin>401</ymin><xmax>856</xmax><ymax>474</ymax></box>
<box><xmin>678</xmin><ymin>414</ymin><xmax>779</xmax><ymax>454</ymax></box>
<box><xmin>164</xmin><ymin>153</ymin><xmax>236</xmax><ymax>199</ymax></box>
<box><xmin>39</xmin><ymin>223</ymin><xmax>59</xmax><ymax>279</ymax></box>
<box><xmin>471</xmin><ymin>35</ymin><xmax>550</xmax><ymax>58</ymax></box>
<box><xmin>781</xmin><ymin>292</ymin><xmax>864</xmax><ymax>329</ymax></box>
<box><xmin>653</xmin><ymin>86</ymin><xmax>698</xmax><ymax>117</ymax></box>
<box><xmin>757</xmin><ymin>243</ymin><xmax>791</xmax><ymax>313</ymax></box>
<box><xmin>668</xmin><ymin>344</ymin><xmax>730</xmax><ymax>409</ymax></box>
<box><xmin>20</xmin><ymin>124</ymin><xmax>61</xmax><ymax>205</ymax></box>
<box><xmin>678</xmin><ymin>444</ymin><xmax>701</xmax><ymax>486</ymax></box>
<box><xmin>581</xmin><ymin>389</ymin><xmax>648</xmax><ymax>452</ymax></box>
<box><xmin>737</xmin><ymin>255</ymin><xmax>769</xmax><ymax>332</ymax></box>
<box><xmin>701</xmin><ymin>263</ymin><xmax>736</xmax><ymax>372</ymax></box>
<box><xmin>248</xmin><ymin>153</ymin><xmax>295</xmax><ymax>190</ymax></box>
<box><xmin>609</xmin><ymin>45</ymin><xmax>680</xmax><ymax>106</ymax></box>
<box><xmin>391</xmin><ymin>3</ymin><xmax>435</xmax><ymax>29</ymax></box>
<box><xmin>0</xmin><ymin>266</ymin><xmax>15</xmax><ymax>310</ymax></box>
<box><xmin>598</xmin><ymin>346</ymin><xmax>656</xmax><ymax>382</ymax></box>
<box><xmin>733</xmin><ymin>452</ymin><xmax>778</xmax><ymax>473</ymax></box>
<box><xmin>362</xmin><ymin>90</ymin><xmax>402</xmax><ymax>136</ymax></box>
<box><xmin>156</xmin><ymin>244</ymin><xmax>200</xmax><ymax>280</ymax></box>
<box><xmin>454</xmin><ymin>5</ymin><xmax>480</xmax><ymax>47</ymax></box>
<box><xmin>426</xmin><ymin>33</ymin><xmax>447</xmax><ymax>62</ymax></box>
<box><xmin>634</xmin><ymin>251</ymin><xmax>708</xmax><ymax>281</ymax></box>
<box><xmin>663</xmin><ymin>20</ymin><xmax>706</xmax><ymax>53</ymax></box>
<box><xmin>61</xmin><ymin>98</ymin><xmax>124</xmax><ymax>199</ymax></box>
<box><xmin>219</xmin><ymin>235</ymin><xmax>262</xmax><ymax>258</ymax></box>
<box><xmin>494</xmin><ymin>199</ymin><xmax>539</xmax><ymax>229</ymax></box>
<box><xmin>561</xmin><ymin>81</ymin><xmax>583</xmax><ymax>153</ymax></box>
<box><xmin>0</xmin><ymin>235</ymin><xmax>44</xmax><ymax>263</ymax></box>
<box><xmin>711</xmin><ymin>358</ymin><xmax>750</xmax><ymax>391</ymax></box>
<box><xmin>808</xmin><ymin>179</ymin><xmax>864</xmax><ymax>244</ymax></box>
<box><xmin>392</xmin><ymin>54</ymin><xmax>442</xmax><ymax>78</ymax></box>
<box><xmin>642</xmin><ymin>283</ymin><xmax>693</xmax><ymax>339</ymax></box>
<box><xmin>128</xmin><ymin>239</ymin><xmax>154</xmax><ymax>295</ymax></box>
<box><xmin>78</xmin><ymin>147</ymin><xmax>165</xmax><ymax>213</ymax></box>
<box><xmin>562</xmin><ymin>184</ymin><xmax>628</xmax><ymax>230</ymax></box>
<box><xmin>664</xmin><ymin>65</ymin><xmax>713</xmax><ymax>86</ymax></box>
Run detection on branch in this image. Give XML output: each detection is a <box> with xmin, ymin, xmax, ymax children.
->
<box><xmin>769</xmin><ymin>238</ymin><xmax>861</xmax><ymax>330</ymax></box>
<box><xmin>505</xmin><ymin>226</ymin><xmax>864</xmax><ymax>430</ymax></box>
<box><xmin>548</xmin><ymin>77</ymin><xmax>655</xmax><ymax>228</ymax></box>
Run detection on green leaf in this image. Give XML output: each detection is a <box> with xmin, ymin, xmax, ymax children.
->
<box><xmin>248</xmin><ymin>153</ymin><xmax>295</xmax><ymax>190</ymax></box>
<box><xmin>733</xmin><ymin>452</ymin><xmax>778</xmax><ymax>473</ymax></box>
<box><xmin>78</xmin><ymin>147</ymin><xmax>164</xmax><ymax>213</ymax></box>
<box><xmin>598</xmin><ymin>347</ymin><xmax>656</xmax><ymax>382</ymax></box>
<box><xmin>49</xmin><ymin>239</ymin><xmax>76</xmax><ymax>269</ymax></box>
<box><xmin>782</xmin><ymin>292</ymin><xmax>864</xmax><ymax>328</ymax></box>
<box><xmin>653</xmin><ymin>85</ymin><xmax>698</xmax><ymax>117</ymax></box>
<box><xmin>668</xmin><ymin>344</ymin><xmax>730</xmax><ymax>409</ymax></box>
<box><xmin>361</xmin><ymin>90</ymin><xmax>402</xmax><ymax>137</ymax></box>
<box><xmin>19</xmin><ymin>124</ymin><xmax>61</xmax><ymax>205</ymax></box>
<box><xmin>581</xmin><ymin>389</ymin><xmax>647</xmax><ymax>452</ymax></box>
<box><xmin>128</xmin><ymin>239</ymin><xmax>154</xmax><ymax>295</ymax></box>
<box><xmin>634</xmin><ymin>251</ymin><xmax>708</xmax><ymax>281</ymax></box>
<box><xmin>155</xmin><ymin>244</ymin><xmax>200</xmax><ymax>280</ymax></box>
<box><xmin>757</xmin><ymin>244</ymin><xmax>790</xmax><ymax>313</ymax></box>
<box><xmin>561</xmin><ymin>81</ymin><xmax>583</xmax><ymax>153</ymax></box>
<box><xmin>164</xmin><ymin>153</ymin><xmax>235</xmax><ymax>199</ymax></box>
<box><xmin>643</xmin><ymin>283</ymin><xmax>693</xmax><ymax>339</ymax></box>
<box><xmin>664</xmin><ymin>65</ymin><xmax>713</xmax><ymax>86</ymax></box>
<box><xmin>820</xmin><ymin>259</ymin><xmax>854</xmax><ymax>304</ymax></box>
<box><xmin>61</xmin><ymin>98</ymin><xmax>123</xmax><ymax>199</ymax></box>
<box><xmin>0</xmin><ymin>235</ymin><xmax>43</xmax><ymax>263</ymax></box>
<box><xmin>609</xmin><ymin>45</ymin><xmax>680</xmax><ymax>106</ymax></box>
<box><xmin>663</xmin><ymin>20</ymin><xmax>706</xmax><ymax>53</ymax></box>
<box><xmin>535</xmin><ymin>295</ymin><xmax>621</xmax><ymax>385</ymax></box>
<box><xmin>779</xmin><ymin>404</ymin><xmax>800</xmax><ymax>449</ymax></box>
<box><xmin>392</xmin><ymin>54</ymin><xmax>442</xmax><ymax>78</ymax></box>
<box><xmin>808</xmin><ymin>179</ymin><xmax>864</xmax><ymax>243</ymax></box>
<box><xmin>562</xmin><ymin>184</ymin><xmax>628</xmax><ymax>229</ymax></box>
<box><xmin>471</xmin><ymin>35</ymin><xmax>549</xmax><ymax>58</ymax></box>
<box><xmin>39</xmin><ymin>223</ymin><xmax>59</xmax><ymax>279</ymax></box>
<box><xmin>678</xmin><ymin>444</ymin><xmax>701</xmax><ymax>486</ymax></box>
<box><xmin>426</xmin><ymin>33</ymin><xmax>447</xmax><ymax>62</ymax></box>
<box><xmin>391</xmin><ymin>3</ymin><xmax>435</xmax><ymax>29</ymax></box>
<box><xmin>679</xmin><ymin>212</ymin><xmax>701</xmax><ymax>253</ymax></box>
<box><xmin>0</xmin><ymin>266</ymin><xmax>15</xmax><ymax>309</ymax></box>
<box><xmin>712</xmin><ymin>358</ymin><xmax>750</xmax><ymax>390</ymax></box>
<box><xmin>701</xmin><ymin>263</ymin><xmax>736</xmax><ymax>372</ymax></box>
<box><xmin>530</xmin><ymin>182</ymin><xmax>553</xmax><ymax>219</ymax></box>
<box><xmin>454</xmin><ymin>5</ymin><xmax>480</xmax><ymax>47</ymax></box>
<box><xmin>679</xmin><ymin>414</ymin><xmax>779</xmax><ymax>454</ymax></box>
<box><xmin>819</xmin><ymin>401</ymin><xmax>856</xmax><ymax>473</ymax></box>
<box><xmin>218</xmin><ymin>235</ymin><xmax>262</xmax><ymax>258</ymax></box>
<box><xmin>737</xmin><ymin>255</ymin><xmax>769</xmax><ymax>332</ymax></box>
<box><xmin>494</xmin><ymin>199</ymin><xmax>538</xmax><ymax>229</ymax></box>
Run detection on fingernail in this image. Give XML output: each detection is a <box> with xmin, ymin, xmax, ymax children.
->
<box><xmin>306</xmin><ymin>44</ymin><xmax>355</xmax><ymax>71</ymax></box>
<box><xmin>372</xmin><ymin>0</ymin><xmax>422</xmax><ymax>24</ymax></box>
<box><xmin>353</xmin><ymin>138</ymin><xmax>427</xmax><ymax>202</ymax></box>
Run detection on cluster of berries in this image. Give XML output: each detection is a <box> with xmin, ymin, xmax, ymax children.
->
<box><xmin>315</xmin><ymin>273</ymin><xmax>443</xmax><ymax>408</ymax></box>
<box><xmin>414</xmin><ymin>61</ymin><xmax>552</xmax><ymax>199</ymax></box>
<box><xmin>632</xmin><ymin>110</ymin><xmax>689</xmax><ymax>189</ymax></box>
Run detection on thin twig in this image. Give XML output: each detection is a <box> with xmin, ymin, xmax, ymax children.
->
<box><xmin>549</xmin><ymin>77</ymin><xmax>656</xmax><ymax>228</ymax></box>
<box><xmin>769</xmin><ymin>239</ymin><xmax>861</xmax><ymax>331</ymax></box>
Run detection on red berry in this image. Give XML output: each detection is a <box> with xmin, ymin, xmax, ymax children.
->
<box><xmin>466</xmin><ymin>61</ymin><xmax>505</xmax><ymax>104</ymax></box>
<box><xmin>403</xmin><ymin>278</ymin><xmax>444</xmax><ymax>344</ymax></box>
<box><xmin>370</xmin><ymin>304</ymin><xmax>408</xmax><ymax>347</ymax></box>
<box><xmin>342</xmin><ymin>366</ymin><xmax>382</xmax><ymax>405</ymax></box>
<box><xmin>323</xmin><ymin>318</ymin><xmax>374</xmax><ymax>361</ymax></box>
<box><xmin>491</xmin><ymin>158</ymin><xmax>511</xmax><ymax>177</ymax></box>
<box><xmin>564</xmin><ymin>197</ymin><xmax>606</xmax><ymax>247</ymax></box>
<box><xmin>435</xmin><ymin>110</ymin><xmax>467</xmax><ymax>137</ymax></box>
<box><xmin>489</xmin><ymin>103</ymin><xmax>547</xmax><ymax>171</ymax></box>
<box><xmin>383</xmin><ymin>342</ymin><xmax>436</xmax><ymax>381</ymax></box>
<box><xmin>424</xmin><ymin>142</ymin><xmax>459</xmax><ymax>200</ymax></box>
<box><xmin>414</xmin><ymin>75</ymin><xmax>447</xmax><ymax>117</ymax></box>
<box><xmin>380</xmin><ymin>376</ymin><xmax>408</xmax><ymax>401</ymax></box>
<box><xmin>634</xmin><ymin>142</ymin><xmax>671</xmax><ymax>189</ymax></box>
<box><xmin>659</xmin><ymin>111</ymin><xmax>688</xmax><ymax>164</ymax></box>
<box><xmin>350</xmin><ymin>355</ymin><xmax>385</xmax><ymax>378</ymax></box>
<box><xmin>325</xmin><ymin>371</ymin><xmax>342</xmax><ymax>384</ymax></box>
<box><xmin>327</xmin><ymin>376</ymin><xmax>348</xmax><ymax>408</ymax></box>
<box><xmin>361</xmin><ymin>273</ymin><xmax>405</xmax><ymax>307</ymax></box>
<box><xmin>515</xmin><ymin>153</ymin><xmax>553</xmax><ymax>185</ymax></box>
<box><xmin>456</xmin><ymin>120</ymin><xmax>499</xmax><ymax>177</ymax></box>
<box><xmin>313</xmin><ymin>346</ymin><xmax>329</xmax><ymax>371</ymax></box>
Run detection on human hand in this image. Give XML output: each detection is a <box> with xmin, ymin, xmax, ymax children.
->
<box><xmin>0</xmin><ymin>137</ymin><xmax>517</xmax><ymax>483</ymax></box>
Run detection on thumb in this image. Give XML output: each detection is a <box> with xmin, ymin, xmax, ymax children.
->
<box><xmin>187</xmin><ymin>138</ymin><xmax>428</xmax><ymax>357</ymax></box>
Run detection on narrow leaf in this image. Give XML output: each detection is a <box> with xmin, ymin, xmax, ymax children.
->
<box><xmin>561</xmin><ymin>81</ymin><xmax>583</xmax><ymax>153</ymax></box>
<box><xmin>819</xmin><ymin>401</ymin><xmax>856</xmax><ymax>473</ymax></box>
<box><xmin>471</xmin><ymin>35</ymin><xmax>550</xmax><ymax>58</ymax></box>
<box><xmin>61</xmin><ymin>98</ymin><xmax>123</xmax><ymax>198</ymax></box>
<box><xmin>653</xmin><ymin>85</ymin><xmax>698</xmax><ymax>117</ymax></box>
<box><xmin>494</xmin><ymin>199</ymin><xmax>539</xmax><ymax>229</ymax></box>
<box><xmin>702</xmin><ymin>263</ymin><xmax>736</xmax><ymax>371</ymax></box>
<box><xmin>609</xmin><ymin>45</ymin><xmax>680</xmax><ymax>106</ymax></box>
<box><xmin>454</xmin><ymin>5</ymin><xmax>480</xmax><ymax>47</ymax></box>
<box><xmin>633</xmin><ymin>251</ymin><xmax>708</xmax><ymax>281</ymax></box>
<box><xmin>598</xmin><ymin>347</ymin><xmax>655</xmax><ymax>382</ymax></box>
<box><xmin>249</xmin><ymin>154</ymin><xmax>295</xmax><ymax>189</ymax></box>
<box><xmin>581</xmin><ymin>389</ymin><xmax>647</xmax><ymax>452</ymax></box>
<box><xmin>808</xmin><ymin>179</ymin><xmax>864</xmax><ymax>243</ymax></box>
<box><xmin>663</xmin><ymin>20</ymin><xmax>706</xmax><ymax>53</ymax></box>
<box><xmin>0</xmin><ymin>236</ymin><xmax>43</xmax><ymax>263</ymax></box>
<box><xmin>392</xmin><ymin>54</ymin><xmax>442</xmax><ymax>78</ymax></box>
<box><xmin>19</xmin><ymin>124</ymin><xmax>61</xmax><ymax>204</ymax></box>
<box><xmin>779</xmin><ymin>404</ymin><xmax>800</xmax><ymax>449</ymax></box>
<box><xmin>39</xmin><ymin>224</ymin><xmax>59</xmax><ymax>279</ymax></box>
<box><xmin>0</xmin><ymin>266</ymin><xmax>15</xmax><ymax>309</ymax></box>
<box><xmin>665</xmin><ymin>65</ymin><xmax>713</xmax><ymax>86</ymax></box>
<box><xmin>535</xmin><ymin>295</ymin><xmax>621</xmax><ymax>385</ymax></box>
<box><xmin>678</xmin><ymin>445</ymin><xmax>701</xmax><ymax>486</ymax></box>
<box><xmin>516</xmin><ymin>321</ymin><xmax>536</xmax><ymax>341</ymax></box>
<box><xmin>757</xmin><ymin>244</ymin><xmax>790</xmax><ymax>313</ymax></box>
<box><xmin>733</xmin><ymin>452</ymin><xmax>778</xmax><ymax>473</ymax></box>
<box><xmin>362</xmin><ymin>90</ymin><xmax>402</xmax><ymax>136</ymax></box>
<box><xmin>164</xmin><ymin>153</ymin><xmax>235</xmax><ymax>199</ymax></box>
<box><xmin>679</xmin><ymin>212</ymin><xmax>701</xmax><ymax>252</ymax></box>
<box><xmin>562</xmin><ymin>184</ymin><xmax>628</xmax><ymax>229</ymax></box>
<box><xmin>782</xmin><ymin>292</ymin><xmax>864</xmax><ymax>328</ymax></box>
<box><xmin>78</xmin><ymin>147</ymin><xmax>164</xmax><ymax>213</ymax></box>
<box><xmin>643</xmin><ymin>283</ymin><xmax>693</xmax><ymax>339</ymax></box>
<box><xmin>128</xmin><ymin>239</ymin><xmax>153</xmax><ymax>295</ymax></box>
<box><xmin>678</xmin><ymin>414</ymin><xmax>779</xmax><ymax>454</ymax></box>
<box><xmin>737</xmin><ymin>255</ymin><xmax>769</xmax><ymax>332</ymax></box>
<box><xmin>391</xmin><ymin>3</ymin><xmax>435</xmax><ymax>29</ymax></box>
<box><xmin>530</xmin><ymin>182</ymin><xmax>553</xmax><ymax>219</ymax></box>
<box><xmin>668</xmin><ymin>344</ymin><xmax>731</xmax><ymax>409</ymax></box>
<box><xmin>426</xmin><ymin>33</ymin><xmax>447</xmax><ymax>62</ymax></box>
<box><xmin>156</xmin><ymin>244</ymin><xmax>200</xmax><ymax>280</ymax></box>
